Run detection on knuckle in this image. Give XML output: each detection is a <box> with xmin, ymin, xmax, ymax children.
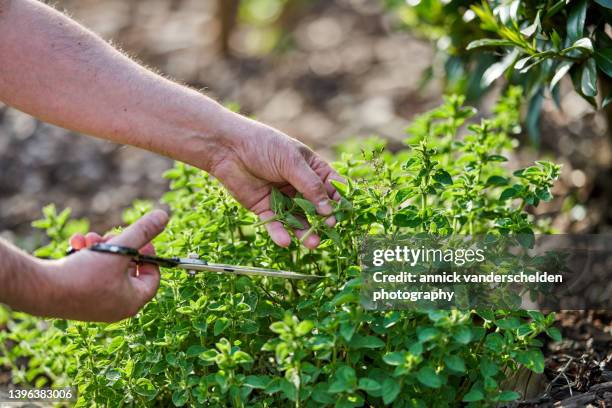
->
<box><xmin>140</xmin><ymin>221</ymin><xmax>158</xmax><ymax>242</ymax></box>
<box><xmin>304</xmin><ymin>179</ymin><xmax>325</xmax><ymax>197</ymax></box>
<box><xmin>287</xmin><ymin>151</ymin><xmax>304</xmax><ymax>169</ymax></box>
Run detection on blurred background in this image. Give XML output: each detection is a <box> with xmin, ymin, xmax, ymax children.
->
<box><xmin>0</xmin><ymin>0</ymin><xmax>609</xmax><ymax>249</ymax></box>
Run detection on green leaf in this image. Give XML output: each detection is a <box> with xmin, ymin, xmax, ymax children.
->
<box><xmin>517</xmin><ymin>349</ymin><xmax>545</xmax><ymax>373</ymax></box>
<box><xmin>186</xmin><ymin>345</ymin><xmax>207</xmax><ymax>357</ymax></box>
<box><xmin>528</xmin><ymin>310</ymin><xmax>546</xmax><ymax>323</ymax></box>
<box><xmin>409</xmin><ymin>341</ymin><xmax>423</xmax><ymax>356</ymax></box>
<box><xmin>339</xmin><ymin>321</ymin><xmax>356</xmax><ymax>342</ymax></box>
<box><xmin>323</xmin><ymin>227</ymin><xmax>342</xmax><ymax>246</ymax></box>
<box><xmin>358</xmin><ymin>378</ymin><xmax>381</xmax><ymax>393</ymax></box>
<box><xmin>294</xmin><ymin>198</ymin><xmax>317</xmax><ymax>215</ymax></box>
<box><xmin>546</xmin><ymin>327</ymin><xmax>562</xmax><ymax>342</ymax></box>
<box><xmin>486</xmin><ymin>175</ymin><xmax>509</xmax><ymax>186</ymax></box>
<box><xmin>517</xmin><ymin>229</ymin><xmax>535</xmax><ymax>249</ymax></box>
<box><xmin>349</xmin><ymin>334</ymin><xmax>385</xmax><ymax>349</ymax></box>
<box><xmin>330</xmin><ymin>179</ymin><xmax>349</xmax><ymax>196</ymax></box>
<box><xmin>453</xmin><ymin>326</ymin><xmax>473</xmax><ymax>344</ymax></box>
<box><xmin>279</xmin><ymin>379</ymin><xmax>297</xmax><ymax>401</ymax></box>
<box><xmin>394</xmin><ymin>188</ymin><xmax>416</xmax><ymax>205</ymax></box>
<box><xmin>172</xmin><ymin>389</ymin><xmax>189</xmax><ymax>407</ymax></box>
<box><xmin>433</xmin><ymin>169</ymin><xmax>453</xmax><ymax>185</ymax></box>
<box><xmin>270</xmin><ymin>321</ymin><xmax>289</xmax><ymax>334</ymax></box>
<box><xmin>480</xmin><ymin>359</ymin><xmax>500</xmax><ymax>377</ymax></box>
<box><xmin>550</xmin><ymin>61</ymin><xmax>573</xmax><ymax>90</ymax></box>
<box><xmin>445</xmin><ymin>355</ymin><xmax>466</xmax><ymax>372</ymax></box>
<box><xmin>328</xmin><ymin>365</ymin><xmax>357</xmax><ymax>393</ymax></box>
<box><xmin>487</xmin><ymin>154</ymin><xmax>508</xmax><ymax>162</ymax></box>
<box><xmin>595</xmin><ymin>48</ymin><xmax>612</xmax><ymax>78</ymax></box>
<box><xmin>570</xmin><ymin>37</ymin><xmax>594</xmax><ymax>53</ymax></box>
<box><xmin>580</xmin><ymin>58</ymin><xmax>598</xmax><ymax>97</ymax></box>
<box><xmin>270</xmin><ymin>188</ymin><xmax>286</xmax><ymax>214</ymax></box>
<box><xmin>594</xmin><ymin>0</ymin><xmax>612</xmax><ymax>8</ymax></box>
<box><xmin>466</xmin><ymin>39</ymin><xmax>516</xmax><ymax>50</ymax></box>
<box><xmin>382</xmin><ymin>378</ymin><xmax>401</xmax><ymax>404</ymax></box>
<box><xmin>284</xmin><ymin>213</ymin><xmax>305</xmax><ymax>229</ymax></box>
<box><xmin>295</xmin><ymin>320</ymin><xmax>314</xmax><ymax>336</ymax></box>
<box><xmin>567</xmin><ymin>0</ymin><xmax>587</xmax><ymax>43</ymax></box>
<box><xmin>496</xmin><ymin>317</ymin><xmax>521</xmax><ymax>330</ymax></box>
<box><xmin>416</xmin><ymin>366</ymin><xmax>443</xmax><ymax>388</ymax></box>
<box><xmin>536</xmin><ymin>187</ymin><xmax>553</xmax><ymax>202</ymax></box>
<box><xmin>417</xmin><ymin>327</ymin><xmax>439</xmax><ymax>342</ymax></box>
<box><xmin>134</xmin><ymin>378</ymin><xmax>158</xmax><ymax>399</ymax></box>
<box><xmin>311</xmin><ymin>384</ymin><xmax>334</xmax><ymax>404</ymax></box>
<box><xmin>499</xmin><ymin>187</ymin><xmax>517</xmax><ymax>201</ymax></box>
<box><xmin>485</xmin><ymin>333</ymin><xmax>504</xmax><ymax>351</ymax></box>
<box><xmin>463</xmin><ymin>388</ymin><xmax>484</xmax><ymax>402</ymax></box>
<box><xmin>497</xmin><ymin>390</ymin><xmax>521</xmax><ymax>401</ymax></box>
<box><xmin>232</xmin><ymin>350</ymin><xmax>253</xmax><ymax>364</ymax></box>
<box><xmin>213</xmin><ymin>318</ymin><xmax>230</xmax><ymax>336</ymax></box>
<box><xmin>244</xmin><ymin>375</ymin><xmax>271</xmax><ymax>389</ymax></box>
<box><xmin>383</xmin><ymin>351</ymin><xmax>405</xmax><ymax>366</ymax></box>
<box><xmin>393</xmin><ymin>210</ymin><xmax>420</xmax><ymax>227</ymax></box>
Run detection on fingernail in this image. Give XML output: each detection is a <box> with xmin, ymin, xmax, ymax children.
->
<box><xmin>151</xmin><ymin>210</ymin><xmax>168</xmax><ymax>228</ymax></box>
<box><xmin>318</xmin><ymin>200</ymin><xmax>333</xmax><ymax>215</ymax></box>
<box><xmin>325</xmin><ymin>215</ymin><xmax>336</xmax><ymax>227</ymax></box>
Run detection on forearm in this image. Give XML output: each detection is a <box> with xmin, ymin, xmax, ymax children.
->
<box><xmin>0</xmin><ymin>0</ymin><xmax>247</xmax><ymax>171</ymax></box>
<box><xmin>0</xmin><ymin>238</ymin><xmax>55</xmax><ymax>316</ymax></box>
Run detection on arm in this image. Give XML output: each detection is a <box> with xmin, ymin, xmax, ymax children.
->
<box><xmin>0</xmin><ymin>0</ymin><xmax>341</xmax><ymax>249</ymax></box>
<box><xmin>0</xmin><ymin>0</ymin><xmax>224</xmax><ymax>171</ymax></box>
<box><xmin>0</xmin><ymin>238</ymin><xmax>53</xmax><ymax>317</ymax></box>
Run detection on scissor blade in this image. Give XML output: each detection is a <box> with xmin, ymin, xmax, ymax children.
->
<box><xmin>176</xmin><ymin>259</ymin><xmax>322</xmax><ymax>280</ymax></box>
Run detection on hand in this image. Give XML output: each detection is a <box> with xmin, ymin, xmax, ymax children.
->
<box><xmin>45</xmin><ymin>210</ymin><xmax>168</xmax><ymax>322</ymax></box>
<box><xmin>207</xmin><ymin>114</ymin><xmax>343</xmax><ymax>249</ymax></box>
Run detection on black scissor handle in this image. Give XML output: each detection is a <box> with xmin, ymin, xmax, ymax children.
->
<box><xmin>68</xmin><ymin>243</ymin><xmax>181</xmax><ymax>268</ymax></box>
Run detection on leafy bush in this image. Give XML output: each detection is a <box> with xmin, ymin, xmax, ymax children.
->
<box><xmin>387</xmin><ymin>0</ymin><xmax>612</xmax><ymax>139</ymax></box>
<box><xmin>1</xmin><ymin>88</ymin><xmax>562</xmax><ymax>407</ymax></box>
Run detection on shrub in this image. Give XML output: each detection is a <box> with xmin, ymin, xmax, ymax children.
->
<box><xmin>1</xmin><ymin>88</ymin><xmax>561</xmax><ymax>407</ymax></box>
<box><xmin>387</xmin><ymin>0</ymin><xmax>612</xmax><ymax>139</ymax></box>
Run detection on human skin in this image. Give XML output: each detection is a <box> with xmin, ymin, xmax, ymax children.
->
<box><xmin>0</xmin><ymin>0</ymin><xmax>341</xmax><ymax>321</ymax></box>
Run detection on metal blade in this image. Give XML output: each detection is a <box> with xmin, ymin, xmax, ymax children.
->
<box><xmin>176</xmin><ymin>259</ymin><xmax>322</xmax><ymax>280</ymax></box>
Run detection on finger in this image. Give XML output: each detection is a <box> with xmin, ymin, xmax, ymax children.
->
<box><xmin>284</xmin><ymin>158</ymin><xmax>333</xmax><ymax>216</ymax></box>
<box><xmin>108</xmin><ymin>210</ymin><xmax>168</xmax><ymax>248</ymax></box>
<box><xmin>259</xmin><ymin>210</ymin><xmax>291</xmax><ymax>247</ymax></box>
<box><xmin>311</xmin><ymin>156</ymin><xmax>345</xmax><ymax>202</ymax></box>
<box><xmin>101</xmin><ymin>234</ymin><xmax>116</xmax><ymax>243</ymax></box>
<box><xmin>295</xmin><ymin>228</ymin><xmax>321</xmax><ymax>249</ymax></box>
<box><xmin>139</xmin><ymin>242</ymin><xmax>156</xmax><ymax>255</ymax></box>
<box><xmin>127</xmin><ymin>243</ymin><xmax>157</xmax><ymax>279</ymax></box>
<box><xmin>85</xmin><ymin>232</ymin><xmax>103</xmax><ymax>247</ymax></box>
<box><xmin>69</xmin><ymin>234</ymin><xmax>86</xmax><ymax>250</ymax></box>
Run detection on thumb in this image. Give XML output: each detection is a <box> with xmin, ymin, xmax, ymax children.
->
<box><xmin>108</xmin><ymin>210</ymin><xmax>169</xmax><ymax>248</ymax></box>
<box><xmin>285</xmin><ymin>159</ymin><xmax>333</xmax><ymax>216</ymax></box>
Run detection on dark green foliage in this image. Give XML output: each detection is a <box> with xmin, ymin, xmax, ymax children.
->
<box><xmin>388</xmin><ymin>0</ymin><xmax>612</xmax><ymax>140</ymax></box>
<box><xmin>1</xmin><ymin>88</ymin><xmax>561</xmax><ymax>407</ymax></box>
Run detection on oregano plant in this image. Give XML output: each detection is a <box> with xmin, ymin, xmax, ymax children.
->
<box><xmin>0</xmin><ymin>87</ymin><xmax>561</xmax><ymax>407</ymax></box>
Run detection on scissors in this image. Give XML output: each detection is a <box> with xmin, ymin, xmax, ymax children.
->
<box><xmin>68</xmin><ymin>243</ymin><xmax>322</xmax><ymax>280</ymax></box>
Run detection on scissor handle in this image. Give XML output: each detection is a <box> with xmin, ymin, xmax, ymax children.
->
<box><xmin>68</xmin><ymin>243</ymin><xmax>181</xmax><ymax>268</ymax></box>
